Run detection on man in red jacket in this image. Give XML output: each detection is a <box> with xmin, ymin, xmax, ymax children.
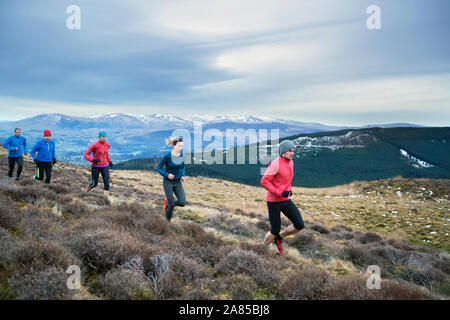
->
<box><xmin>260</xmin><ymin>140</ymin><xmax>304</xmax><ymax>254</ymax></box>
<box><xmin>84</xmin><ymin>131</ymin><xmax>113</xmax><ymax>196</ymax></box>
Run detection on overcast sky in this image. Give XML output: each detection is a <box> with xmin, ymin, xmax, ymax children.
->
<box><xmin>1</xmin><ymin>0</ymin><xmax>449</xmax><ymax>126</ymax></box>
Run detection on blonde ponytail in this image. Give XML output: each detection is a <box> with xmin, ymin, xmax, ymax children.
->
<box><xmin>165</xmin><ymin>136</ymin><xmax>183</xmax><ymax>146</ymax></box>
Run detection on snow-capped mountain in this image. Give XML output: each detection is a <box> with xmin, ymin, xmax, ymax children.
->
<box><xmin>5</xmin><ymin>112</ymin><xmax>425</xmax><ymax>133</ymax></box>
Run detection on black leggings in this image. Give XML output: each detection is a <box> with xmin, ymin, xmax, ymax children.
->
<box><xmin>267</xmin><ymin>199</ymin><xmax>304</xmax><ymax>236</ymax></box>
<box><xmin>8</xmin><ymin>156</ymin><xmax>23</xmax><ymax>178</ymax></box>
<box><xmin>89</xmin><ymin>166</ymin><xmax>110</xmax><ymax>191</ymax></box>
<box><xmin>163</xmin><ymin>179</ymin><xmax>186</xmax><ymax>221</ymax></box>
<box><xmin>35</xmin><ymin>161</ymin><xmax>52</xmax><ymax>184</ymax></box>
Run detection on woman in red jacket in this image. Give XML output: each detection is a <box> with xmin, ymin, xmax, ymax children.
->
<box><xmin>84</xmin><ymin>131</ymin><xmax>113</xmax><ymax>196</ymax></box>
<box><xmin>260</xmin><ymin>140</ymin><xmax>304</xmax><ymax>254</ymax></box>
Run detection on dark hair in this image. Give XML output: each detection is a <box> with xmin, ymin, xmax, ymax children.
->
<box><xmin>14</xmin><ymin>128</ymin><xmax>21</xmax><ymax>132</ymax></box>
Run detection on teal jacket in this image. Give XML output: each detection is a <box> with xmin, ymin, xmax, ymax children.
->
<box><xmin>156</xmin><ymin>151</ymin><xmax>185</xmax><ymax>181</ymax></box>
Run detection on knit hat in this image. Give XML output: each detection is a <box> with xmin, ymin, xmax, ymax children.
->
<box><xmin>98</xmin><ymin>131</ymin><xmax>107</xmax><ymax>138</ymax></box>
<box><xmin>279</xmin><ymin>140</ymin><xmax>296</xmax><ymax>155</ymax></box>
<box><xmin>43</xmin><ymin>129</ymin><xmax>52</xmax><ymax>137</ymax></box>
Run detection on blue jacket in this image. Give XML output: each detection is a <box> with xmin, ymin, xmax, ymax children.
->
<box><xmin>2</xmin><ymin>135</ymin><xmax>27</xmax><ymax>157</ymax></box>
<box><xmin>31</xmin><ymin>138</ymin><xmax>56</xmax><ymax>162</ymax></box>
<box><xmin>156</xmin><ymin>151</ymin><xmax>185</xmax><ymax>181</ymax></box>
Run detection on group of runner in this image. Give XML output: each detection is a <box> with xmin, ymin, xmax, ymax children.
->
<box><xmin>2</xmin><ymin>128</ymin><xmax>112</xmax><ymax>194</ymax></box>
<box><xmin>3</xmin><ymin>128</ymin><xmax>304</xmax><ymax>254</ymax></box>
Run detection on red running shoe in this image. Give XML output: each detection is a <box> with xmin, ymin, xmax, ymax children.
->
<box><xmin>164</xmin><ymin>197</ymin><xmax>168</xmax><ymax>214</ymax></box>
<box><xmin>274</xmin><ymin>238</ymin><xmax>284</xmax><ymax>254</ymax></box>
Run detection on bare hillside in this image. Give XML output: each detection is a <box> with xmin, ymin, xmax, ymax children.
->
<box><xmin>0</xmin><ymin>149</ymin><xmax>448</xmax><ymax>299</ymax></box>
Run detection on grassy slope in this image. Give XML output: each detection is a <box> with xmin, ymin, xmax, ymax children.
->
<box><xmin>0</xmin><ymin>149</ymin><xmax>448</xmax><ymax>300</ymax></box>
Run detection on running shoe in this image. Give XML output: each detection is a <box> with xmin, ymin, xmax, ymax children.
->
<box><xmin>274</xmin><ymin>238</ymin><xmax>284</xmax><ymax>254</ymax></box>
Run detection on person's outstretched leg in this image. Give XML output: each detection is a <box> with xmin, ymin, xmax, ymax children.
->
<box><xmin>34</xmin><ymin>162</ymin><xmax>44</xmax><ymax>181</ymax></box>
<box><xmin>44</xmin><ymin>162</ymin><xmax>52</xmax><ymax>184</ymax></box>
<box><xmin>7</xmin><ymin>157</ymin><xmax>16</xmax><ymax>178</ymax></box>
<box><xmin>279</xmin><ymin>199</ymin><xmax>304</xmax><ymax>238</ymax></box>
<box><xmin>86</xmin><ymin>166</ymin><xmax>100</xmax><ymax>192</ymax></box>
<box><xmin>173</xmin><ymin>181</ymin><xmax>186</xmax><ymax>207</ymax></box>
<box><xmin>163</xmin><ymin>179</ymin><xmax>176</xmax><ymax>221</ymax></box>
<box><xmin>100</xmin><ymin>167</ymin><xmax>110</xmax><ymax>196</ymax></box>
<box><xmin>16</xmin><ymin>156</ymin><xmax>23</xmax><ymax>179</ymax></box>
<box><xmin>263</xmin><ymin>202</ymin><xmax>282</xmax><ymax>249</ymax></box>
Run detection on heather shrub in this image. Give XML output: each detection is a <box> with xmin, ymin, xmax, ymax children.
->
<box><xmin>404</xmin><ymin>264</ymin><xmax>448</xmax><ymax>293</ymax></box>
<box><xmin>323</xmin><ymin>274</ymin><xmax>436</xmax><ymax>300</ymax></box>
<box><xmin>278</xmin><ymin>264</ymin><xmax>333</xmax><ymax>300</ymax></box>
<box><xmin>45</xmin><ymin>183</ymin><xmax>69</xmax><ymax>194</ymax></box>
<box><xmin>0</xmin><ymin>185</ymin><xmax>47</xmax><ymax>204</ymax></box>
<box><xmin>228</xmin><ymin>274</ymin><xmax>256</xmax><ymax>300</ymax></box>
<box><xmin>180</xmin><ymin>221</ymin><xmax>206</xmax><ymax>239</ymax></box>
<box><xmin>376</xmin><ymin>279</ymin><xmax>438</xmax><ymax>299</ymax></box>
<box><xmin>12</xmin><ymin>239</ymin><xmax>79</xmax><ymax>274</ymax></box>
<box><xmin>359</xmin><ymin>232</ymin><xmax>382</xmax><ymax>244</ymax></box>
<box><xmin>0</xmin><ymin>198</ymin><xmax>19</xmax><ymax>231</ymax></box>
<box><xmin>216</xmin><ymin>248</ymin><xmax>280</xmax><ymax>288</ymax></box>
<box><xmin>66</xmin><ymin>227</ymin><xmax>156</xmax><ymax>273</ymax></box>
<box><xmin>8</xmin><ymin>267</ymin><xmax>74</xmax><ymax>300</ymax></box>
<box><xmin>433</xmin><ymin>256</ymin><xmax>450</xmax><ymax>275</ymax></box>
<box><xmin>239</xmin><ymin>242</ymin><xmax>271</xmax><ymax>258</ymax></box>
<box><xmin>78</xmin><ymin>192</ymin><xmax>111</xmax><ymax>206</ymax></box>
<box><xmin>141</xmin><ymin>214</ymin><xmax>169</xmax><ymax>235</ymax></box>
<box><xmin>18</xmin><ymin>207</ymin><xmax>68</xmax><ymax>239</ymax></box>
<box><xmin>370</xmin><ymin>245</ymin><xmax>408</xmax><ymax>265</ymax></box>
<box><xmin>323</xmin><ymin>274</ymin><xmax>372</xmax><ymax>299</ymax></box>
<box><xmin>289</xmin><ymin>231</ymin><xmax>316</xmax><ymax>249</ymax></box>
<box><xmin>310</xmin><ymin>224</ymin><xmax>330</xmax><ymax>234</ymax></box>
<box><xmin>97</xmin><ymin>268</ymin><xmax>153</xmax><ymax>300</ymax></box>
<box><xmin>255</xmin><ymin>220</ymin><xmax>270</xmax><ymax>230</ymax></box>
<box><xmin>0</xmin><ymin>227</ymin><xmax>20</xmax><ymax>263</ymax></box>
<box><xmin>340</xmin><ymin>245</ymin><xmax>378</xmax><ymax>267</ymax></box>
<box><xmin>226</xmin><ymin>217</ymin><xmax>258</xmax><ymax>236</ymax></box>
<box><xmin>61</xmin><ymin>201</ymin><xmax>91</xmax><ymax>218</ymax></box>
<box><xmin>331</xmin><ymin>225</ymin><xmax>353</xmax><ymax>233</ymax></box>
<box><xmin>170</xmin><ymin>254</ymin><xmax>212</xmax><ymax>284</ymax></box>
<box><xmin>183</xmin><ymin>245</ymin><xmax>230</xmax><ymax>268</ymax></box>
<box><xmin>184</xmin><ymin>287</ymin><xmax>215</xmax><ymax>300</ymax></box>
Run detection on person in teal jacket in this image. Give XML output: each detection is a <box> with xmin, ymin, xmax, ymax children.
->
<box><xmin>30</xmin><ymin>129</ymin><xmax>56</xmax><ymax>184</ymax></box>
<box><xmin>156</xmin><ymin>137</ymin><xmax>186</xmax><ymax>221</ymax></box>
<box><xmin>2</xmin><ymin>128</ymin><xmax>27</xmax><ymax>180</ymax></box>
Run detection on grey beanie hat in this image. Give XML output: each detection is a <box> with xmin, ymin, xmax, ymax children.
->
<box><xmin>279</xmin><ymin>140</ymin><xmax>296</xmax><ymax>155</ymax></box>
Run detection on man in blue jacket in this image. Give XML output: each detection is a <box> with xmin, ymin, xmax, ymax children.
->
<box><xmin>2</xmin><ymin>128</ymin><xmax>28</xmax><ymax>180</ymax></box>
<box><xmin>30</xmin><ymin>129</ymin><xmax>56</xmax><ymax>184</ymax></box>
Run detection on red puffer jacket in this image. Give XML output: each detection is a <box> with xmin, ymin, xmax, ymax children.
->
<box><xmin>84</xmin><ymin>140</ymin><xmax>112</xmax><ymax>167</ymax></box>
<box><xmin>260</xmin><ymin>156</ymin><xmax>294</xmax><ymax>202</ymax></box>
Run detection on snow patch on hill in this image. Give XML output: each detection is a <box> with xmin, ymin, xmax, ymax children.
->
<box><xmin>292</xmin><ymin>131</ymin><xmax>378</xmax><ymax>151</ymax></box>
<box><xmin>399</xmin><ymin>149</ymin><xmax>434</xmax><ymax>168</ymax></box>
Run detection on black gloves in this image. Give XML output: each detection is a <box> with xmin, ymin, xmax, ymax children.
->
<box><xmin>52</xmin><ymin>159</ymin><xmax>57</xmax><ymax>165</ymax></box>
<box><xmin>109</xmin><ymin>161</ymin><xmax>113</xmax><ymax>168</ymax></box>
<box><xmin>92</xmin><ymin>159</ymin><xmax>100</xmax><ymax>164</ymax></box>
<box><xmin>281</xmin><ymin>190</ymin><xmax>293</xmax><ymax>198</ymax></box>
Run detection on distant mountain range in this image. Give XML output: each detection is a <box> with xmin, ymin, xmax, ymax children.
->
<box><xmin>0</xmin><ymin>112</ymin><xmax>426</xmax><ymax>165</ymax></box>
<box><xmin>117</xmin><ymin>126</ymin><xmax>450</xmax><ymax>188</ymax></box>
